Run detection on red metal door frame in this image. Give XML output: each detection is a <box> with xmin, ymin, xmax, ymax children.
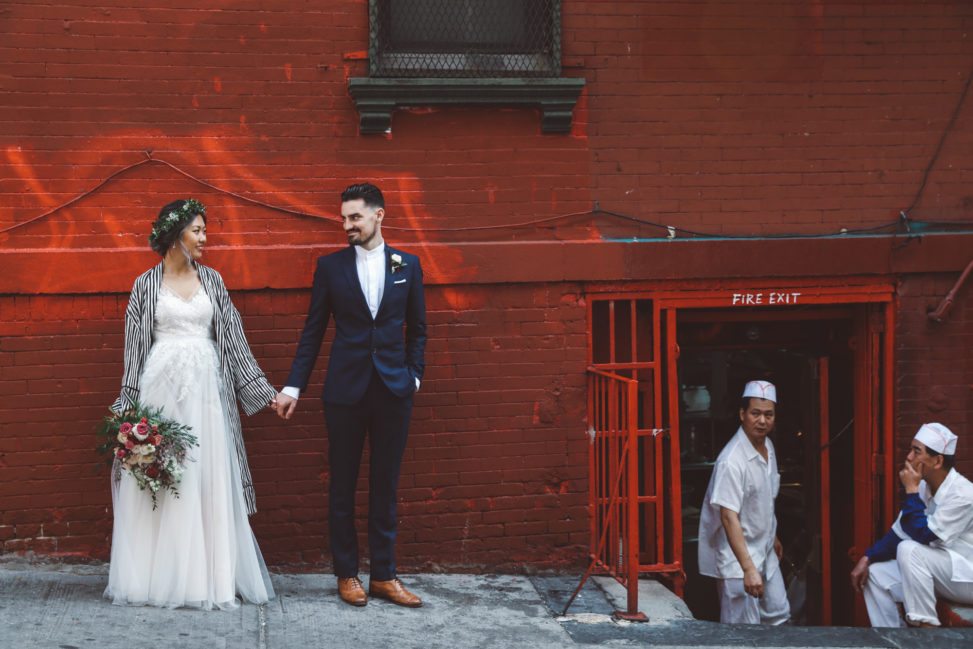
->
<box><xmin>584</xmin><ymin>280</ymin><xmax>895</xmax><ymax>626</ymax></box>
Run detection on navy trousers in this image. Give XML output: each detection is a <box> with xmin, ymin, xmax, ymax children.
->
<box><xmin>324</xmin><ymin>369</ymin><xmax>413</xmax><ymax>581</ymax></box>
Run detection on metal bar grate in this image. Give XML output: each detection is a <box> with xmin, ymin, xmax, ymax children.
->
<box><xmin>369</xmin><ymin>0</ymin><xmax>561</xmax><ymax>78</ymax></box>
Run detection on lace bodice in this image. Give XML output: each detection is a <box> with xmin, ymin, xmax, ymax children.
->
<box><xmin>154</xmin><ymin>284</ymin><xmax>215</xmax><ymax>340</ymax></box>
<box><xmin>144</xmin><ymin>284</ymin><xmax>219</xmax><ymax>404</ymax></box>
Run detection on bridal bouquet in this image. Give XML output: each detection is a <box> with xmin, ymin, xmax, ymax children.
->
<box><xmin>97</xmin><ymin>402</ymin><xmax>198</xmax><ymax>509</ymax></box>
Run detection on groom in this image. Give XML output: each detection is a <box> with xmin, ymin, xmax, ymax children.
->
<box><xmin>275</xmin><ymin>183</ymin><xmax>426</xmax><ymax>608</ymax></box>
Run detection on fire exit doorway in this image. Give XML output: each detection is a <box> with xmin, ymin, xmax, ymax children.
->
<box><xmin>586</xmin><ymin>281</ymin><xmax>895</xmax><ymax>626</ymax></box>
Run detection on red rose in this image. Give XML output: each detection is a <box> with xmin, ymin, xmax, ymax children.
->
<box><xmin>125</xmin><ymin>439</ymin><xmax>135</xmax><ymax>450</ymax></box>
<box><xmin>119</xmin><ymin>422</ymin><xmax>133</xmax><ymax>434</ymax></box>
<box><xmin>115</xmin><ymin>448</ymin><xmax>126</xmax><ymax>459</ymax></box>
<box><xmin>140</xmin><ymin>417</ymin><xmax>147</xmax><ymax>424</ymax></box>
<box><xmin>145</xmin><ymin>466</ymin><xmax>160</xmax><ymax>478</ymax></box>
<box><xmin>136</xmin><ymin>422</ymin><xmax>149</xmax><ymax>435</ymax></box>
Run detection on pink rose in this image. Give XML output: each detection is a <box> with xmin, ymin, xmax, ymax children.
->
<box><xmin>118</xmin><ymin>422</ymin><xmax>133</xmax><ymax>434</ymax></box>
<box><xmin>125</xmin><ymin>439</ymin><xmax>135</xmax><ymax>450</ymax></box>
<box><xmin>152</xmin><ymin>435</ymin><xmax>163</xmax><ymax>446</ymax></box>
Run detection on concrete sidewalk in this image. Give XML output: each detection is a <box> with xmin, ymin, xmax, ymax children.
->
<box><xmin>1</xmin><ymin>561</ymin><xmax>970</xmax><ymax>649</ymax></box>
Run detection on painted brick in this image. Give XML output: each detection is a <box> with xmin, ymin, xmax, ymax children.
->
<box><xmin>1</xmin><ymin>1</ymin><xmax>973</xmax><ymax>574</ymax></box>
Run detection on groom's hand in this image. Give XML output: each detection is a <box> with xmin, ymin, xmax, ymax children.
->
<box><xmin>275</xmin><ymin>392</ymin><xmax>297</xmax><ymax>420</ymax></box>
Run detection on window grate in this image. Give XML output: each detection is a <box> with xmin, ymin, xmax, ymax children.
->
<box><xmin>369</xmin><ymin>0</ymin><xmax>561</xmax><ymax>78</ymax></box>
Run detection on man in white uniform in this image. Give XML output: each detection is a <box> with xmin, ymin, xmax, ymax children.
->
<box><xmin>698</xmin><ymin>380</ymin><xmax>790</xmax><ymax>625</ymax></box>
<box><xmin>850</xmin><ymin>423</ymin><xmax>973</xmax><ymax>627</ymax></box>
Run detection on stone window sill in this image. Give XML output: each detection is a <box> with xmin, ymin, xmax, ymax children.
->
<box><xmin>347</xmin><ymin>77</ymin><xmax>586</xmax><ymax>134</ymax></box>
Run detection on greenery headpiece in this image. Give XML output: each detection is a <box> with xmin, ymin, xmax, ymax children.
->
<box><xmin>149</xmin><ymin>198</ymin><xmax>207</xmax><ymax>246</ymax></box>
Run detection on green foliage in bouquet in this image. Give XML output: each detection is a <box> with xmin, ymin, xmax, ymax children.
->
<box><xmin>97</xmin><ymin>402</ymin><xmax>198</xmax><ymax>509</ymax></box>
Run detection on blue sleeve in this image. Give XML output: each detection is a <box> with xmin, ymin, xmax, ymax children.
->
<box><xmin>865</xmin><ymin>529</ymin><xmax>901</xmax><ymax>563</ymax></box>
<box><xmin>899</xmin><ymin>493</ymin><xmax>940</xmax><ymax>545</ymax></box>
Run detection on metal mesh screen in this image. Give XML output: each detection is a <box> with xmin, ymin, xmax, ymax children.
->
<box><xmin>369</xmin><ymin>0</ymin><xmax>561</xmax><ymax>78</ymax></box>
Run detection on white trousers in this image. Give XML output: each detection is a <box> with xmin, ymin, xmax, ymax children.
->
<box><xmin>864</xmin><ymin>540</ymin><xmax>973</xmax><ymax>627</ymax></box>
<box><xmin>718</xmin><ymin>569</ymin><xmax>790</xmax><ymax>625</ymax></box>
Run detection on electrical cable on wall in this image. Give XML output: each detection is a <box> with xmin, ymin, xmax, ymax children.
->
<box><xmin>2</xmin><ymin>88</ymin><xmax>973</xmax><ymax>245</ymax></box>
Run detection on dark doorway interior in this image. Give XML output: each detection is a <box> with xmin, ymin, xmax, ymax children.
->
<box><xmin>676</xmin><ymin>309</ymin><xmax>856</xmax><ymax>625</ymax></box>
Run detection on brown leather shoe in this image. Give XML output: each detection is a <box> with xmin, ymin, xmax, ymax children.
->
<box><xmin>368</xmin><ymin>578</ymin><xmax>423</xmax><ymax>608</ymax></box>
<box><xmin>337</xmin><ymin>576</ymin><xmax>367</xmax><ymax>607</ymax></box>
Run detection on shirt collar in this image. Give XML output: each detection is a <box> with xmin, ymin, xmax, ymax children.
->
<box><xmin>354</xmin><ymin>242</ymin><xmax>385</xmax><ymax>260</ymax></box>
<box><xmin>735</xmin><ymin>427</ymin><xmax>769</xmax><ymax>463</ymax></box>
<box><xmin>931</xmin><ymin>468</ymin><xmax>959</xmax><ymax>504</ymax></box>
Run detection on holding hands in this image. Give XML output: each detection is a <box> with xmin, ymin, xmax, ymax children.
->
<box><xmin>272</xmin><ymin>392</ymin><xmax>298</xmax><ymax>420</ymax></box>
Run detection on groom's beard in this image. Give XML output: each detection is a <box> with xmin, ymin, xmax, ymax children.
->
<box><xmin>348</xmin><ymin>229</ymin><xmax>377</xmax><ymax>246</ymax></box>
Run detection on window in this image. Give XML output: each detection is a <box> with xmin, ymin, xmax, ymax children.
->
<box><xmin>348</xmin><ymin>0</ymin><xmax>584</xmax><ymax>134</ymax></box>
<box><xmin>370</xmin><ymin>0</ymin><xmax>561</xmax><ymax>78</ymax></box>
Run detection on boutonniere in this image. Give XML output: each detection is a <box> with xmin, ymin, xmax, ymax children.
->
<box><xmin>390</xmin><ymin>253</ymin><xmax>407</xmax><ymax>274</ymax></box>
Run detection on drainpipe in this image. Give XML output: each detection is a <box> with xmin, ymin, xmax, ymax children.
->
<box><xmin>927</xmin><ymin>257</ymin><xmax>973</xmax><ymax>323</ymax></box>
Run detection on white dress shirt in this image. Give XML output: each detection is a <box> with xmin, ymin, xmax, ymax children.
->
<box><xmin>698</xmin><ymin>427</ymin><xmax>781</xmax><ymax>580</ymax></box>
<box><xmin>283</xmin><ymin>242</ymin><xmax>417</xmax><ymax>399</ymax></box>
<box><xmin>356</xmin><ymin>242</ymin><xmax>386</xmax><ymax>319</ymax></box>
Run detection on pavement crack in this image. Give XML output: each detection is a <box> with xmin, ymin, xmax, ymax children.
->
<box><xmin>256</xmin><ymin>603</ymin><xmax>268</xmax><ymax>649</ymax></box>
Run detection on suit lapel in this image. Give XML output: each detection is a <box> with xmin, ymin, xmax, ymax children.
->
<box><xmin>341</xmin><ymin>246</ymin><xmax>372</xmax><ymax>316</ymax></box>
<box><xmin>375</xmin><ymin>246</ymin><xmax>396</xmax><ymax>320</ymax></box>
<box><xmin>376</xmin><ymin>246</ymin><xmax>394</xmax><ymax>319</ymax></box>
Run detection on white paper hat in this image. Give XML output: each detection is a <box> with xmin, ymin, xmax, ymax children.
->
<box><xmin>742</xmin><ymin>380</ymin><xmax>776</xmax><ymax>404</ymax></box>
<box><xmin>915</xmin><ymin>423</ymin><xmax>957</xmax><ymax>455</ymax></box>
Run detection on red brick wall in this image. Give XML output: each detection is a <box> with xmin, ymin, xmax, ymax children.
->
<box><xmin>895</xmin><ymin>274</ymin><xmax>973</xmax><ymax>477</ymax></box>
<box><xmin>2</xmin><ymin>1</ymin><xmax>973</xmax><ymax>568</ymax></box>
<box><xmin>0</xmin><ymin>285</ymin><xmax>590</xmax><ymax>568</ymax></box>
<box><xmin>3</xmin><ymin>2</ymin><xmax>971</xmax><ymax>243</ymax></box>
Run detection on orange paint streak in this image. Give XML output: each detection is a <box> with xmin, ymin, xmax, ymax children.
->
<box><xmin>389</xmin><ymin>176</ymin><xmax>470</xmax><ymax>310</ymax></box>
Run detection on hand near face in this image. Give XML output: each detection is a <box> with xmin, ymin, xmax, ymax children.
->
<box><xmin>275</xmin><ymin>392</ymin><xmax>297</xmax><ymax>420</ymax></box>
<box><xmin>899</xmin><ymin>459</ymin><xmax>922</xmax><ymax>493</ymax></box>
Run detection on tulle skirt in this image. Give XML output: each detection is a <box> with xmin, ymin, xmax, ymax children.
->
<box><xmin>104</xmin><ymin>336</ymin><xmax>275</xmax><ymax>610</ymax></box>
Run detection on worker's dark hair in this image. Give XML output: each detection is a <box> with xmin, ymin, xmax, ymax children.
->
<box><xmin>925</xmin><ymin>447</ymin><xmax>956</xmax><ymax>470</ymax></box>
<box><xmin>739</xmin><ymin>397</ymin><xmax>776</xmax><ymax>412</ymax></box>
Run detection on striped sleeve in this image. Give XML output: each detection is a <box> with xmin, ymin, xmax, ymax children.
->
<box><xmin>111</xmin><ymin>275</ymin><xmax>148</xmax><ymax>413</ymax></box>
<box><xmin>210</xmin><ymin>270</ymin><xmax>277</xmax><ymax>416</ymax></box>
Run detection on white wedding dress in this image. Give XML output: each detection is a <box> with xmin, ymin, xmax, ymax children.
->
<box><xmin>105</xmin><ymin>284</ymin><xmax>275</xmax><ymax>610</ymax></box>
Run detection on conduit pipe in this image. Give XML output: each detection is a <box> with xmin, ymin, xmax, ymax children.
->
<box><xmin>928</xmin><ymin>257</ymin><xmax>973</xmax><ymax>323</ymax></box>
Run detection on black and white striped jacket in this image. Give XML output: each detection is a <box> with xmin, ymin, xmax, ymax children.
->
<box><xmin>111</xmin><ymin>262</ymin><xmax>277</xmax><ymax>515</ymax></box>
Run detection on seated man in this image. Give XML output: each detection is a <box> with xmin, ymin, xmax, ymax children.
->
<box><xmin>850</xmin><ymin>423</ymin><xmax>973</xmax><ymax>627</ymax></box>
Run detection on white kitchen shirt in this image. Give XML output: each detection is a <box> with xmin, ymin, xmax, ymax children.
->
<box><xmin>698</xmin><ymin>427</ymin><xmax>781</xmax><ymax>580</ymax></box>
<box><xmin>889</xmin><ymin>468</ymin><xmax>973</xmax><ymax>582</ymax></box>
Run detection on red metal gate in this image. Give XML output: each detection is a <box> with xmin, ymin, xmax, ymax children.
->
<box><xmin>562</xmin><ymin>365</ymin><xmax>682</xmax><ymax>620</ymax></box>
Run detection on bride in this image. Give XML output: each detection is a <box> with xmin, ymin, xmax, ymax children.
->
<box><xmin>105</xmin><ymin>198</ymin><xmax>278</xmax><ymax>609</ymax></box>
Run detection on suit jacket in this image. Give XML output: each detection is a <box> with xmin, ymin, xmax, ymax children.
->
<box><xmin>286</xmin><ymin>245</ymin><xmax>426</xmax><ymax>404</ymax></box>
<box><xmin>112</xmin><ymin>262</ymin><xmax>278</xmax><ymax>515</ymax></box>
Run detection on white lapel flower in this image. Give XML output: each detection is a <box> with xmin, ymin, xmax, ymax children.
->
<box><xmin>390</xmin><ymin>253</ymin><xmax>407</xmax><ymax>274</ymax></box>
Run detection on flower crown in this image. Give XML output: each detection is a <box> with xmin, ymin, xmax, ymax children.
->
<box><xmin>149</xmin><ymin>198</ymin><xmax>207</xmax><ymax>245</ymax></box>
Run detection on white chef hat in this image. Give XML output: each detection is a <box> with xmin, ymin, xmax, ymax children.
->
<box><xmin>742</xmin><ymin>380</ymin><xmax>776</xmax><ymax>404</ymax></box>
<box><xmin>914</xmin><ymin>423</ymin><xmax>957</xmax><ymax>455</ymax></box>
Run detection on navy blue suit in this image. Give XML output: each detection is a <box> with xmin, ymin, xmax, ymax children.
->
<box><xmin>286</xmin><ymin>244</ymin><xmax>426</xmax><ymax>580</ymax></box>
